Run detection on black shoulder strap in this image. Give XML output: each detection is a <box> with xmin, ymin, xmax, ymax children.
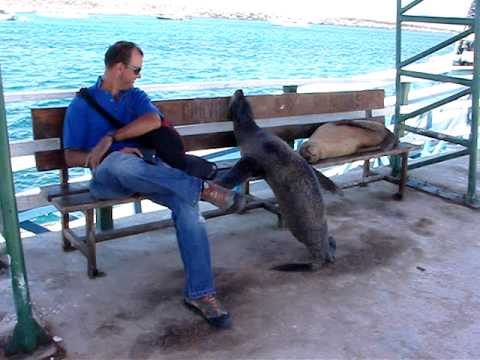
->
<box><xmin>77</xmin><ymin>87</ymin><xmax>123</xmax><ymax>129</ymax></box>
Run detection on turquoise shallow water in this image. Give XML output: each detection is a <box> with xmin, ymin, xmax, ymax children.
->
<box><xmin>0</xmin><ymin>14</ymin><xmax>453</xmax><ymax>193</ymax></box>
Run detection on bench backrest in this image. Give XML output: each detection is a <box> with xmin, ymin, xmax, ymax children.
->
<box><xmin>31</xmin><ymin>89</ymin><xmax>384</xmax><ymax>172</ymax></box>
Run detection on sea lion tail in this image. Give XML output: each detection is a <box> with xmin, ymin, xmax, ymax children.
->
<box><xmin>313</xmin><ymin>168</ymin><xmax>344</xmax><ymax>196</ymax></box>
<box><xmin>335</xmin><ymin>119</ymin><xmax>383</xmax><ymax>132</ymax></box>
<box><xmin>357</xmin><ymin>129</ymin><xmax>397</xmax><ymax>153</ymax></box>
<box><xmin>377</xmin><ymin>128</ymin><xmax>398</xmax><ymax>151</ymax></box>
<box><xmin>336</xmin><ymin>120</ymin><xmax>398</xmax><ymax>152</ymax></box>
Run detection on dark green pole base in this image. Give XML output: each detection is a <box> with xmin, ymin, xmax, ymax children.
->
<box><xmin>390</xmin><ymin>155</ymin><xmax>401</xmax><ymax>178</ymax></box>
<box><xmin>96</xmin><ymin>206</ymin><xmax>113</xmax><ymax>231</ymax></box>
<box><xmin>407</xmin><ymin>177</ymin><xmax>480</xmax><ymax>209</ymax></box>
<box><xmin>5</xmin><ymin>318</ymin><xmax>50</xmax><ymax>356</ymax></box>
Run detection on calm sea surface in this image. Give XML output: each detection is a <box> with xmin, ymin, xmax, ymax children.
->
<box><xmin>0</xmin><ymin>14</ymin><xmax>453</xmax><ymax>193</ymax></box>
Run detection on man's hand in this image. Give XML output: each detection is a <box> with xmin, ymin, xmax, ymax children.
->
<box><xmin>120</xmin><ymin>147</ymin><xmax>143</xmax><ymax>158</ymax></box>
<box><xmin>85</xmin><ymin>135</ymin><xmax>114</xmax><ymax>169</ymax></box>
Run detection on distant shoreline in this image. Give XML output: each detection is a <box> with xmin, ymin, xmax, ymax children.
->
<box><xmin>3</xmin><ymin>2</ymin><xmax>454</xmax><ymax>33</ymax></box>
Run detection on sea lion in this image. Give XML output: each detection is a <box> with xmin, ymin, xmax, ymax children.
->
<box><xmin>219</xmin><ymin>89</ymin><xmax>337</xmax><ymax>270</ymax></box>
<box><xmin>299</xmin><ymin>120</ymin><xmax>397</xmax><ymax>164</ymax></box>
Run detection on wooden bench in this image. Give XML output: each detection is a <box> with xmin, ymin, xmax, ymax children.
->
<box><xmin>32</xmin><ymin>89</ymin><xmax>415</xmax><ymax>278</ymax></box>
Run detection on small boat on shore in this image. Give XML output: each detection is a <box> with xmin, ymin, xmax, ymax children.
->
<box><xmin>0</xmin><ymin>10</ymin><xmax>16</xmax><ymax>21</ymax></box>
<box><xmin>156</xmin><ymin>14</ymin><xmax>189</xmax><ymax>21</ymax></box>
<box><xmin>453</xmin><ymin>34</ymin><xmax>474</xmax><ymax>66</ymax></box>
<box><xmin>269</xmin><ymin>17</ymin><xmax>311</xmax><ymax>28</ymax></box>
<box><xmin>453</xmin><ymin>1</ymin><xmax>475</xmax><ymax>66</ymax></box>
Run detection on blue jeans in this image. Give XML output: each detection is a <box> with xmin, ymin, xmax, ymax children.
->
<box><xmin>89</xmin><ymin>151</ymin><xmax>215</xmax><ymax>300</ymax></box>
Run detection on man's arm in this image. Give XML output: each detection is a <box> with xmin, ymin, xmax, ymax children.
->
<box><xmin>85</xmin><ymin>112</ymin><xmax>162</xmax><ymax>169</ymax></box>
<box><xmin>112</xmin><ymin>112</ymin><xmax>162</xmax><ymax>142</ymax></box>
<box><xmin>64</xmin><ymin>149</ymin><xmax>89</xmax><ymax>168</ymax></box>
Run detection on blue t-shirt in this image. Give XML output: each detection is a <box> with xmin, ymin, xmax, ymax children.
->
<box><xmin>63</xmin><ymin>76</ymin><xmax>163</xmax><ymax>151</ymax></box>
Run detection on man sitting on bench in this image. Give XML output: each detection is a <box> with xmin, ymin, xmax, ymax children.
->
<box><xmin>63</xmin><ymin>40</ymin><xmax>243</xmax><ymax>329</ymax></box>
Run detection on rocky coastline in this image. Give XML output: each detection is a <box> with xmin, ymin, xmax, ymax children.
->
<box><xmin>0</xmin><ymin>0</ymin><xmax>454</xmax><ymax>32</ymax></box>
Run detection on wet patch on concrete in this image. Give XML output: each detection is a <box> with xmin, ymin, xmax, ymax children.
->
<box><xmin>129</xmin><ymin>319</ymin><xmax>244</xmax><ymax>357</ymax></box>
<box><xmin>327</xmin><ymin>191</ymin><xmax>407</xmax><ymax>222</ymax></box>
<box><xmin>365</xmin><ymin>200</ymin><xmax>408</xmax><ymax>220</ymax></box>
<box><xmin>215</xmin><ymin>270</ymin><xmax>262</xmax><ymax>308</ymax></box>
<box><xmin>245</xmin><ymin>236</ymin><xmax>307</xmax><ymax>265</ymax></box>
<box><xmin>141</xmin><ymin>286</ymin><xmax>182</xmax><ymax>308</ymax></box>
<box><xmin>437</xmin><ymin>203</ymin><xmax>472</xmax><ymax>220</ymax></box>
<box><xmin>95</xmin><ymin>321</ymin><xmax>125</xmax><ymax>336</ymax></box>
<box><xmin>115</xmin><ymin>309</ymin><xmax>145</xmax><ymax>322</ymax></box>
<box><xmin>326</xmin><ymin>199</ymin><xmax>358</xmax><ymax>218</ymax></box>
<box><xmin>411</xmin><ymin>218</ymin><xmax>435</xmax><ymax>237</ymax></box>
<box><xmin>41</xmin><ymin>273</ymin><xmax>74</xmax><ymax>291</ymax></box>
<box><xmin>330</xmin><ymin>227</ymin><xmax>414</xmax><ymax>275</ymax></box>
<box><xmin>132</xmin><ymin>270</ymin><xmax>185</xmax><ymax>312</ymax></box>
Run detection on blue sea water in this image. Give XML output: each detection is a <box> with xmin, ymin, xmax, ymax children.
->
<box><xmin>0</xmin><ymin>14</ymin><xmax>453</xmax><ymax>193</ymax></box>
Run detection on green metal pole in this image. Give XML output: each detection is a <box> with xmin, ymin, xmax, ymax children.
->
<box><xmin>0</xmin><ymin>66</ymin><xmax>49</xmax><ymax>355</ymax></box>
<box><xmin>392</xmin><ymin>0</ymin><xmax>403</xmax><ymax>177</ymax></box>
<box><xmin>96</xmin><ymin>207</ymin><xmax>113</xmax><ymax>231</ymax></box>
<box><xmin>466</xmin><ymin>0</ymin><xmax>480</xmax><ymax>205</ymax></box>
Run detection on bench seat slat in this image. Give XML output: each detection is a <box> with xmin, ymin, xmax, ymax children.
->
<box><xmin>47</xmin><ymin>144</ymin><xmax>415</xmax><ymax>213</ymax></box>
<box><xmin>33</xmin><ymin>117</ymin><xmax>382</xmax><ymax>171</ymax></box>
<box><xmin>40</xmin><ymin>158</ymin><xmax>238</xmax><ymax>198</ymax></box>
<box><xmin>52</xmin><ymin>192</ymin><xmax>145</xmax><ymax>213</ymax></box>
<box><xmin>312</xmin><ymin>143</ymin><xmax>417</xmax><ymax>168</ymax></box>
<box><xmin>31</xmin><ymin>91</ymin><xmax>385</xmax><ymax>140</ymax></box>
<box><xmin>41</xmin><ymin>180</ymin><xmax>91</xmax><ymax>200</ymax></box>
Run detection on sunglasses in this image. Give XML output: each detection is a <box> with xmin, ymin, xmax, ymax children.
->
<box><xmin>127</xmin><ymin>64</ymin><xmax>142</xmax><ymax>75</ymax></box>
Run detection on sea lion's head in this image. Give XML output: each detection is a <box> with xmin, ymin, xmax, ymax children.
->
<box><xmin>228</xmin><ymin>89</ymin><xmax>254</xmax><ymax>124</ymax></box>
<box><xmin>299</xmin><ymin>141</ymin><xmax>322</xmax><ymax>163</ymax></box>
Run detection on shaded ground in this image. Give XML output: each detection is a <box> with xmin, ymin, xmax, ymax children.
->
<box><xmin>1</xmin><ymin>156</ymin><xmax>479</xmax><ymax>359</ymax></box>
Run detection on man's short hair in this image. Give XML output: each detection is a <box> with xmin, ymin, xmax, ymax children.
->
<box><xmin>104</xmin><ymin>41</ymin><xmax>143</xmax><ymax>68</ymax></box>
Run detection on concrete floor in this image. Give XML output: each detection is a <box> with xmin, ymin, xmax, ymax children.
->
<box><xmin>1</xmin><ymin>156</ymin><xmax>480</xmax><ymax>359</ymax></box>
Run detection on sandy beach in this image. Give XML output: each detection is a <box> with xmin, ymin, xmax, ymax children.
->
<box><xmin>0</xmin><ymin>0</ymin><xmax>474</xmax><ymax>31</ymax></box>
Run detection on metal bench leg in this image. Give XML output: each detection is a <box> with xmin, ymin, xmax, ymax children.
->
<box><xmin>260</xmin><ymin>201</ymin><xmax>284</xmax><ymax>228</ymax></box>
<box><xmin>237</xmin><ymin>181</ymin><xmax>250</xmax><ymax>215</ymax></box>
<box><xmin>394</xmin><ymin>152</ymin><xmax>408</xmax><ymax>201</ymax></box>
<box><xmin>61</xmin><ymin>212</ymin><xmax>74</xmax><ymax>252</ymax></box>
<box><xmin>361</xmin><ymin>160</ymin><xmax>371</xmax><ymax>186</ymax></box>
<box><xmin>85</xmin><ymin>209</ymin><xmax>99</xmax><ymax>278</ymax></box>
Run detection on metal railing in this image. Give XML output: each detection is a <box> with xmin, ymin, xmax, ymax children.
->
<box><xmin>395</xmin><ymin>0</ymin><xmax>479</xmax><ymax>208</ymax></box>
<box><xmin>0</xmin><ymin>66</ymin><xmax>49</xmax><ymax>355</ymax></box>
<box><xmin>5</xmin><ymin>68</ymin><xmax>473</xmax><ymax>215</ymax></box>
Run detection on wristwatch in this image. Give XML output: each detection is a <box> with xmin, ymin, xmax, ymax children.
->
<box><xmin>105</xmin><ymin>130</ymin><xmax>117</xmax><ymax>142</ymax></box>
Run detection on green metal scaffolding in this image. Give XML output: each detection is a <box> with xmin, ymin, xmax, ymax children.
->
<box><xmin>0</xmin><ymin>67</ymin><xmax>49</xmax><ymax>354</ymax></box>
<box><xmin>395</xmin><ymin>0</ymin><xmax>479</xmax><ymax>208</ymax></box>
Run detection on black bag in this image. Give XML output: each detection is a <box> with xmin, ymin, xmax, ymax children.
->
<box><xmin>78</xmin><ymin>88</ymin><xmax>217</xmax><ymax>180</ymax></box>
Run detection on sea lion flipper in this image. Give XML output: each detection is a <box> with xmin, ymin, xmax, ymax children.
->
<box><xmin>376</xmin><ymin>130</ymin><xmax>397</xmax><ymax>150</ymax></box>
<box><xmin>335</xmin><ymin>119</ymin><xmax>384</xmax><ymax>133</ymax></box>
<box><xmin>312</xmin><ymin>168</ymin><xmax>343</xmax><ymax>195</ymax></box>
<box><xmin>217</xmin><ymin>156</ymin><xmax>263</xmax><ymax>189</ymax></box>
<box><xmin>335</xmin><ymin>120</ymin><xmax>397</xmax><ymax>151</ymax></box>
<box><xmin>352</xmin><ymin>130</ymin><xmax>397</xmax><ymax>153</ymax></box>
